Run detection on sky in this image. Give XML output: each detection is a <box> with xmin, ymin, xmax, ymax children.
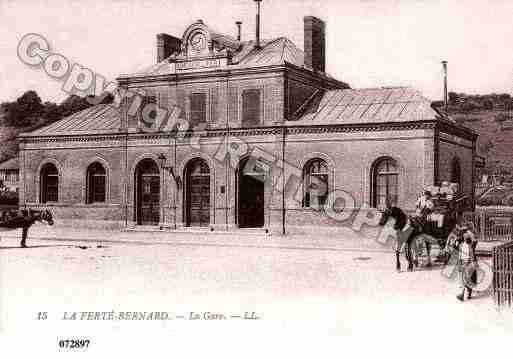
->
<box><xmin>1</xmin><ymin>0</ymin><xmax>513</xmax><ymax>104</ymax></box>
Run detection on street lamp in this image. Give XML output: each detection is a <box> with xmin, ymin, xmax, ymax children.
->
<box><xmin>157</xmin><ymin>153</ymin><xmax>181</xmax><ymax>188</ymax></box>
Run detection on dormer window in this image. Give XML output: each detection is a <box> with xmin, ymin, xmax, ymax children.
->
<box><xmin>190</xmin><ymin>93</ymin><xmax>207</xmax><ymax>128</ymax></box>
<box><xmin>242</xmin><ymin>89</ymin><xmax>261</xmax><ymax>128</ymax></box>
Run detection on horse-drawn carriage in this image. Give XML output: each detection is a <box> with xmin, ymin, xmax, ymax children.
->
<box><xmin>379</xmin><ymin>183</ymin><xmax>474</xmax><ymax>271</ymax></box>
<box><xmin>0</xmin><ymin>208</ymin><xmax>54</xmax><ymax>247</ymax></box>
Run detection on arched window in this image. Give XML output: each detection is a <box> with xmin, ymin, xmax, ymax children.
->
<box><xmin>40</xmin><ymin>163</ymin><xmax>58</xmax><ymax>203</ymax></box>
<box><xmin>451</xmin><ymin>157</ymin><xmax>461</xmax><ymax>184</ymax></box>
<box><xmin>87</xmin><ymin>162</ymin><xmax>106</xmax><ymax>203</ymax></box>
<box><xmin>303</xmin><ymin>158</ymin><xmax>329</xmax><ymax>208</ymax></box>
<box><xmin>373</xmin><ymin>158</ymin><xmax>399</xmax><ymax>209</ymax></box>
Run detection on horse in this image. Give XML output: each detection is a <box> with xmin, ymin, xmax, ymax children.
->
<box><xmin>0</xmin><ymin>209</ymin><xmax>54</xmax><ymax>247</ymax></box>
<box><xmin>378</xmin><ymin>206</ymin><xmax>418</xmax><ymax>272</ymax></box>
<box><xmin>378</xmin><ymin>205</ymin><xmax>457</xmax><ymax>272</ymax></box>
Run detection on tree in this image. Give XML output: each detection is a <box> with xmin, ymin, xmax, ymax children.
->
<box><xmin>482</xmin><ymin>98</ymin><xmax>494</xmax><ymax>111</ymax></box>
<box><xmin>2</xmin><ymin>90</ymin><xmax>44</xmax><ymax>127</ymax></box>
<box><xmin>448</xmin><ymin>92</ymin><xmax>460</xmax><ymax>105</ymax></box>
<box><xmin>41</xmin><ymin>101</ymin><xmax>63</xmax><ymax>123</ymax></box>
<box><xmin>59</xmin><ymin>94</ymin><xmax>95</xmax><ymax>117</ymax></box>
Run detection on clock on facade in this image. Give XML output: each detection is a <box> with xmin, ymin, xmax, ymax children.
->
<box><xmin>190</xmin><ymin>33</ymin><xmax>206</xmax><ymax>51</ymax></box>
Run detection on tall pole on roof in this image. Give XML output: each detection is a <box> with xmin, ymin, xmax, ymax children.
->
<box><xmin>236</xmin><ymin>21</ymin><xmax>242</xmax><ymax>41</ymax></box>
<box><xmin>442</xmin><ymin>60</ymin><xmax>448</xmax><ymax>115</ymax></box>
<box><xmin>254</xmin><ymin>0</ymin><xmax>262</xmax><ymax>49</ymax></box>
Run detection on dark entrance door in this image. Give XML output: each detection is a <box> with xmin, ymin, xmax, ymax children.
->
<box><xmin>238</xmin><ymin>159</ymin><xmax>265</xmax><ymax>228</ymax></box>
<box><xmin>135</xmin><ymin>159</ymin><xmax>160</xmax><ymax>225</ymax></box>
<box><xmin>185</xmin><ymin>159</ymin><xmax>210</xmax><ymax>227</ymax></box>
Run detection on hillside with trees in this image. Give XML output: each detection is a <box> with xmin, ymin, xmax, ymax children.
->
<box><xmin>432</xmin><ymin>92</ymin><xmax>513</xmax><ymax>182</ymax></box>
<box><xmin>0</xmin><ymin>91</ymin><xmax>113</xmax><ymax>163</ymax></box>
<box><xmin>1</xmin><ymin>89</ymin><xmax>512</xmax><ymax>183</ymax></box>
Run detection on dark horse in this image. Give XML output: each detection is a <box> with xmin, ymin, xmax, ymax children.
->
<box><xmin>378</xmin><ymin>205</ymin><xmax>457</xmax><ymax>272</ymax></box>
<box><xmin>0</xmin><ymin>209</ymin><xmax>54</xmax><ymax>247</ymax></box>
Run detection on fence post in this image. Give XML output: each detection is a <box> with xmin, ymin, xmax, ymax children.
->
<box><xmin>508</xmin><ymin>214</ymin><xmax>513</xmax><ymax>241</ymax></box>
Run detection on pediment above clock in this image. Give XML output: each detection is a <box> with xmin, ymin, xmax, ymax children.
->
<box><xmin>182</xmin><ymin>20</ymin><xmax>211</xmax><ymax>57</ymax></box>
<box><xmin>181</xmin><ymin>20</ymin><xmax>241</xmax><ymax>59</ymax></box>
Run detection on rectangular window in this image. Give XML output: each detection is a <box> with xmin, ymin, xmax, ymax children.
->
<box><xmin>140</xmin><ymin>95</ymin><xmax>157</xmax><ymax>129</ymax></box>
<box><xmin>90</xmin><ymin>175</ymin><xmax>106</xmax><ymax>203</ymax></box>
<box><xmin>242</xmin><ymin>89</ymin><xmax>261</xmax><ymax>128</ymax></box>
<box><xmin>189</xmin><ymin>93</ymin><xmax>207</xmax><ymax>128</ymax></box>
<box><xmin>45</xmin><ymin>175</ymin><xmax>58</xmax><ymax>203</ymax></box>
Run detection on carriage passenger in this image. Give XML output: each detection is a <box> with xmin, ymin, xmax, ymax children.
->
<box><xmin>415</xmin><ymin>191</ymin><xmax>434</xmax><ymax>216</ymax></box>
<box><xmin>412</xmin><ymin>191</ymin><xmax>435</xmax><ymax>231</ymax></box>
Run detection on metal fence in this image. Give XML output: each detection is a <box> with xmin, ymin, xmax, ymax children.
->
<box><xmin>463</xmin><ymin>210</ymin><xmax>513</xmax><ymax>242</ymax></box>
<box><xmin>493</xmin><ymin>241</ymin><xmax>513</xmax><ymax>307</ymax></box>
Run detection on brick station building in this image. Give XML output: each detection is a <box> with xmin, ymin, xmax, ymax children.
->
<box><xmin>18</xmin><ymin>16</ymin><xmax>478</xmax><ymax>233</ymax></box>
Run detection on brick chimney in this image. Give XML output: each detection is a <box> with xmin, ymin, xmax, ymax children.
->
<box><xmin>304</xmin><ymin>16</ymin><xmax>325</xmax><ymax>72</ymax></box>
<box><xmin>156</xmin><ymin>33</ymin><xmax>182</xmax><ymax>63</ymax></box>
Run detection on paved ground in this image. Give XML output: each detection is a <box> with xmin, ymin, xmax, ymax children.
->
<box><xmin>0</xmin><ymin>222</ymin><xmax>501</xmax><ymax>253</ymax></box>
<box><xmin>0</xmin><ymin>228</ymin><xmax>511</xmax><ymax>356</ymax></box>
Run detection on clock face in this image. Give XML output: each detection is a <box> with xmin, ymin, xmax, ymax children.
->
<box><xmin>190</xmin><ymin>33</ymin><xmax>206</xmax><ymax>51</ymax></box>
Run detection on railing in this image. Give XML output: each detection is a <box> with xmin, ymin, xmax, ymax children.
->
<box><xmin>493</xmin><ymin>241</ymin><xmax>513</xmax><ymax>308</ymax></box>
<box><xmin>463</xmin><ymin>210</ymin><xmax>513</xmax><ymax>242</ymax></box>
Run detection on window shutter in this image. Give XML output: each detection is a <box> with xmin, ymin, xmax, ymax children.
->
<box><xmin>227</xmin><ymin>86</ymin><xmax>238</xmax><ymax>127</ymax></box>
<box><xmin>176</xmin><ymin>89</ymin><xmax>186</xmax><ymax>121</ymax></box>
<box><xmin>189</xmin><ymin>93</ymin><xmax>206</xmax><ymax>129</ymax></box>
<box><xmin>158</xmin><ymin>91</ymin><xmax>168</xmax><ymax>120</ymax></box>
<box><xmin>140</xmin><ymin>95</ymin><xmax>157</xmax><ymax>129</ymax></box>
<box><xmin>210</xmin><ymin>87</ymin><xmax>218</xmax><ymax>126</ymax></box>
<box><xmin>242</xmin><ymin>89</ymin><xmax>261</xmax><ymax>128</ymax></box>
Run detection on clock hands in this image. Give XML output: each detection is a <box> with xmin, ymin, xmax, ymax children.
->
<box><xmin>191</xmin><ymin>35</ymin><xmax>204</xmax><ymax>49</ymax></box>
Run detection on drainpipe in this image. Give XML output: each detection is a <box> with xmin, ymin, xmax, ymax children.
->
<box><xmin>174</xmin><ymin>79</ymin><xmax>178</xmax><ymax>230</ymax></box>
<box><xmin>226</xmin><ymin>74</ymin><xmax>230</xmax><ymax>229</ymax></box>
<box><xmin>124</xmin><ymin>126</ymin><xmax>128</xmax><ymax>228</ymax></box>
<box><xmin>282</xmin><ymin>124</ymin><xmax>286</xmax><ymax>235</ymax></box>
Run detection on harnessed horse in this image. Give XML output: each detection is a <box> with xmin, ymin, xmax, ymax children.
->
<box><xmin>0</xmin><ymin>209</ymin><xmax>54</xmax><ymax>247</ymax></box>
<box><xmin>378</xmin><ymin>205</ymin><xmax>457</xmax><ymax>272</ymax></box>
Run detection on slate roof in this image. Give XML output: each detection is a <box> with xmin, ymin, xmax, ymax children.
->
<box><xmin>23</xmin><ymin>104</ymin><xmax>120</xmax><ymax>137</ymax></box>
<box><xmin>129</xmin><ymin>37</ymin><xmax>305</xmax><ymax>77</ymax></box>
<box><xmin>22</xmin><ymin>88</ymin><xmax>446</xmax><ymax>137</ymax></box>
<box><xmin>0</xmin><ymin>157</ymin><xmax>19</xmax><ymax>171</ymax></box>
<box><xmin>291</xmin><ymin>87</ymin><xmax>442</xmax><ymax>125</ymax></box>
<box><xmin>233</xmin><ymin>37</ymin><xmax>304</xmax><ymax>67</ymax></box>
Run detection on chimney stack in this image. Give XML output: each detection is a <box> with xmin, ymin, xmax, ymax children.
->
<box><xmin>254</xmin><ymin>0</ymin><xmax>262</xmax><ymax>49</ymax></box>
<box><xmin>236</xmin><ymin>21</ymin><xmax>242</xmax><ymax>41</ymax></box>
<box><xmin>304</xmin><ymin>16</ymin><xmax>326</xmax><ymax>72</ymax></box>
<box><xmin>156</xmin><ymin>33</ymin><xmax>182</xmax><ymax>63</ymax></box>
<box><xmin>442</xmin><ymin>60</ymin><xmax>448</xmax><ymax>113</ymax></box>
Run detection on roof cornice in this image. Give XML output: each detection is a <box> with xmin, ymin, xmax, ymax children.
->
<box><xmin>436</xmin><ymin>119</ymin><xmax>478</xmax><ymax>142</ymax></box>
<box><xmin>116</xmin><ymin>64</ymin><xmax>288</xmax><ymax>85</ymax></box>
<box><xmin>19</xmin><ymin>120</ymin><xmax>439</xmax><ymax>144</ymax></box>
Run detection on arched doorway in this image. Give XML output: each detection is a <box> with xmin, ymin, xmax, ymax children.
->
<box><xmin>185</xmin><ymin>158</ymin><xmax>210</xmax><ymax>227</ymax></box>
<box><xmin>237</xmin><ymin>157</ymin><xmax>265</xmax><ymax>228</ymax></box>
<box><xmin>135</xmin><ymin>159</ymin><xmax>160</xmax><ymax>225</ymax></box>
